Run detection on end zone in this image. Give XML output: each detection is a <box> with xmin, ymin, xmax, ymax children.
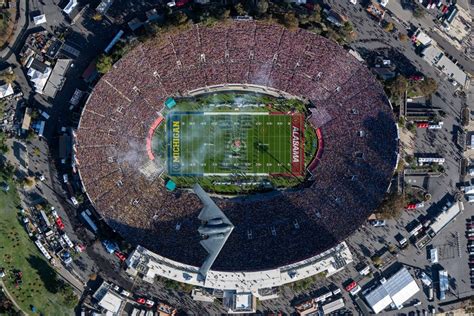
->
<box><xmin>146</xmin><ymin>115</ymin><xmax>164</xmax><ymax>161</ymax></box>
<box><xmin>291</xmin><ymin>113</ymin><xmax>305</xmax><ymax>176</ymax></box>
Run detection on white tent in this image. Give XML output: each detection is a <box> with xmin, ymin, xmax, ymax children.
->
<box><xmin>63</xmin><ymin>0</ymin><xmax>78</xmax><ymax>14</ymax></box>
<box><xmin>27</xmin><ymin>67</ymin><xmax>52</xmax><ymax>94</ymax></box>
<box><xmin>33</xmin><ymin>14</ymin><xmax>47</xmax><ymax>26</ymax></box>
<box><xmin>365</xmin><ymin>268</ymin><xmax>420</xmax><ymax>314</ymax></box>
<box><xmin>0</xmin><ymin>83</ymin><xmax>14</xmax><ymax>99</ymax></box>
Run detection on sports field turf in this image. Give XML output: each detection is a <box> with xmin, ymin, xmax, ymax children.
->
<box><xmin>167</xmin><ymin>112</ymin><xmax>304</xmax><ymax>176</ymax></box>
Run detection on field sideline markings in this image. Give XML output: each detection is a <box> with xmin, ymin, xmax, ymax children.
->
<box><xmin>203</xmin><ymin>112</ymin><xmax>269</xmax><ymax>116</ymax></box>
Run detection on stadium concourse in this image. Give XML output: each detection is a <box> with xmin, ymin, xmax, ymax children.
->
<box><xmin>75</xmin><ymin>20</ymin><xmax>398</xmax><ymax>272</ymax></box>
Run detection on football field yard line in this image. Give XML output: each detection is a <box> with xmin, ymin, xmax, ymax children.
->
<box><xmin>168</xmin><ymin>112</ymin><xmax>294</xmax><ymax>176</ymax></box>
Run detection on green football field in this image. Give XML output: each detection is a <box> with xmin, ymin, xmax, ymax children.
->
<box><xmin>167</xmin><ymin>112</ymin><xmax>304</xmax><ymax>176</ymax></box>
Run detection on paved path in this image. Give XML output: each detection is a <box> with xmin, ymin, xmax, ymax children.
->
<box><xmin>0</xmin><ymin>280</ymin><xmax>29</xmax><ymax>315</ymax></box>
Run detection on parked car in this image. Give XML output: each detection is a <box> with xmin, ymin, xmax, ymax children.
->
<box><xmin>145</xmin><ymin>299</ymin><xmax>155</xmax><ymax>307</ymax></box>
<box><xmin>114</xmin><ymin>251</ymin><xmax>126</xmax><ymax>262</ymax></box>
<box><xmin>120</xmin><ymin>289</ymin><xmax>131</xmax><ymax>297</ymax></box>
<box><xmin>55</xmin><ymin>217</ymin><xmax>65</xmax><ymax>230</ymax></box>
<box><xmin>101</xmin><ymin>240</ymin><xmax>119</xmax><ymax>254</ymax></box>
<box><xmin>369</xmin><ymin>219</ymin><xmax>386</xmax><ymax>227</ymax></box>
<box><xmin>70</xmin><ymin>197</ymin><xmax>78</xmax><ymax>206</ymax></box>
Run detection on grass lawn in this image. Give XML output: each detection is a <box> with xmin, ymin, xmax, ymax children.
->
<box><xmin>0</xmin><ymin>178</ymin><xmax>75</xmax><ymax>315</ymax></box>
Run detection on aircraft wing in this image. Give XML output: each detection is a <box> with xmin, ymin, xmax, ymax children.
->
<box><xmin>193</xmin><ymin>184</ymin><xmax>232</xmax><ymax>225</ymax></box>
<box><xmin>198</xmin><ymin>230</ymin><xmax>232</xmax><ymax>280</ymax></box>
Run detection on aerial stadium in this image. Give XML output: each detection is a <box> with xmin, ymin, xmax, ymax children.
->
<box><xmin>76</xmin><ymin>21</ymin><xmax>398</xmax><ymax>282</ymax></box>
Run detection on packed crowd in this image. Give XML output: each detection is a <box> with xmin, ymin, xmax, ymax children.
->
<box><xmin>76</xmin><ymin>21</ymin><xmax>398</xmax><ymax>271</ymax></box>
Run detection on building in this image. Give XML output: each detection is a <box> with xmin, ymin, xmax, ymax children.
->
<box><xmin>0</xmin><ymin>83</ymin><xmax>13</xmax><ymax>99</ymax></box>
<box><xmin>429</xmin><ymin>202</ymin><xmax>462</xmax><ymax>235</ymax></box>
<box><xmin>364</xmin><ymin>267</ymin><xmax>420</xmax><ymax>314</ymax></box>
<box><xmin>366</xmin><ymin>1</ymin><xmax>385</xmax><ymax>21</ymax></box>
<box><xmin>96</xmin><ymin>0</ymin><xmax>114</xmax><ymax>15</ymax></box>
<box><xmin>412</xmin><ymin>29</ymin><xmax>432</xmax><ymax>47</ymax></box>
<box><xmin>43</xmin><ymin>59</ymin><xmax>72</xmax><ymax>98</ymax></box>
<box><xmin>125</xmin><ymin>242</ymin><xmax>353</xmax><ymax>296</ymax></box>
<box><xmin>157</xmin><ymin>303</ymin><xmax>177</xmax><ymax>315</ymax></box>
<box><xmin>439</xmin><ymin>270</ymin><xmax>448</xmax><ymax>300</ymax></box>
<box><xmin>191</xmin><ymin>288</ymin><xmax>215</xmax><ymax>302</ymax></box>
<box><xmin>21</xmin><ymin>107</ymin><xmax>32</xmax><ymax>132</ymax></box>
<box><xmin>295</xmin><ymin>299</ymin><xmax>318</xmax><ymax>315</ymax></box>
<box><xmin>223</xmin><ymin>291</ymin><xmax>256</xmax><ymax>314</ymax></box>
<box><xmin>33</xmin><ymin>14</ymin><xmax>46</xmax><ymax>26</ymax></box>
<box><xmin>322</xmin><ymin>298</ymin><xmax>345</xmax><ymax>314</ymax></box>
<box><xmin>417</xmin><ymin>157</ymin><xmax>445</xmax><ymax>164</ymax></box>
<box><xmin>430</xmin><ymin>248</ymin><xmax>438</xmax><ymax>263</ymax></box>
<box><xmin>63</xmin><ymin>0</ymin><xmax>78</xmax><ymax>15</ymax></box>
<box><xmin>421</xmin><ymin>44</ymin><xmax>468</xmax><ymax>88</ymax></box>
<box><xmin>27</xmin><ymin>59</ymin><xmax>52</xmax><ymax>94</ymax></box>
<box><xmin>92</xmin><ymin>281</ymin><xmax>124</xmax><ymax>315</ymax></box>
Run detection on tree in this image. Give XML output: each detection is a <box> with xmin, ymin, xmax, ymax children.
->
<box><xmin>324</xmin><ymin>28</ymin><xmax>341</xmax><ymax>42</ymax></box>
<box><xmin>383</xmin><ymin>22</ymin><xmax>394</xmax><ymax>32</ymax></box>
<box><xmin>308</xmin><ymin>8</ymin><xmax>322</xmax><ymax>23</ymax></box>
<box><xmin>234</xmin><ymin>3</ymin><xmax>247</xmax><ymax>16</ymax></box>
<box><xmin>417</xmin><ymin>77</ymin><xmax>438</xmax><ymax>95</ymax></box>
<box><xmin>96</xmin><ymin>54</ymin><xmax>113</xmax><ymax>74</ymax></box>
<box><xmin>413</xmin><ymin>6</ymin><xmax>424</xmax><ymax>18</ymax></box>
<box><xmin>387</xmin><ymin>244</ymin><xmax>397</xmax><ymax>254</ymax></box>
<box><xmin>59</xmin><ymin>283</ymin><xmax>78</xmax><ymax>308</ymax></box>
<box><xmin>0</xmin><ymin>142</ymin><xmax>8</xmax><ymax>154</ymax></box>
<box><xmin>0</xmin><ymin>71</ymin><xmax>15</xmax><ymax>84</ymax></box>
<box><xmin>340</xmin><ymin>21</ymin><xmax>357</xmax><ymax>41</ymax></box>
<box><xmin>217</xmin><ymin>9</ymin><xmax>230</xmax><ymax>20</ymax></box>
<box><xmin>376</xmin><ymin>192</ymin><xmax>405</xmax><ymax>219</ymax></box>
<box><xmin>30</xmin><ymin>108</ymin><xmax>39</xmax><ymax>120</ymax></box>
<box><xmin>289</xmin><ymin>275</ymin><xmax>318</xmax><ymax>292</ymax></box>
<box><xmin>172</xmin><ymin>11</ymin><xmax>188</xmax><ymax>26</ymax></box>
<box><xmin>256</xmin><ymin>0</ymin><xmax>269</xmax><ymax>15</ymax></box>
<box><xmin>387</xmin><ymin>75</ymin><xmax>408</xmax><ymax>98</ymax></box>
<box><xmin>0</xmin><ymin>101</ymin><xmax>5</xmax><ymax>117</ymax></box>
<box><xmin>0</xmin><ymin>161</ymin><xmax>15</xmax><ymax>177</ymax></box>
<box><xmin>23</xmin><ymin>176</ymin><xmax>36</xmax><ymax>188</ymax></box>
<box><xmin>371</xmin><ymin>256</ymin><xmax>383</xmax><ymax>267</ymax></box>
<box><xmin>281</xmin><ymin>12</ymin><xmax>299</xmax><ymax>30</ymax></box>
<box><xmin>398</xmin><ymin>33</ymin><xmax>409</xmax><ymax>41</ymax></box>
<box><xmin>0</xmin><ymin>131</ymin><xmax>8</xmax><ymax>154</ymax></box>
<box><xmin>92</xmin><ymin>13</ymin><xmax>103</xmax><ymax>21</ymax></box>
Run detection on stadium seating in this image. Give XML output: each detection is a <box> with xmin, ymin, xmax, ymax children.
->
<box><xmin>76</xmin><ymin>21</ymin><xmax>398</xmax><ymax>271</ymax></box>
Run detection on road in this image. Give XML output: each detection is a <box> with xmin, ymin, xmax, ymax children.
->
<box><xmin>385</xmin><ymin>0</ymin><xmax>473</xmax><ymax>74</ymax></box>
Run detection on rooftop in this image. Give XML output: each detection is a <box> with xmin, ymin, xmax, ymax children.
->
<box><xmin>422</xmin><ymin>44</ymin><xmax>468</xmax><ymax>88</ymax></box>
<box><xmin>43</xmin><ymin>59</ymin><xmax>72</xmax><ymax>98</ymax></box>
<box><xmin>93</xmin><ymin>281</ymin><xmax>124</xmax><ymax>315</ymax></box>
<box><xmin>364</xmin><ymin>267</ymin><xmax>420</xmax><ymax>314</ymax></box>
<box><xmin>125</xmin><ymin>242</ymin><xmax>353</xmax><ymax>293</ymax></box>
